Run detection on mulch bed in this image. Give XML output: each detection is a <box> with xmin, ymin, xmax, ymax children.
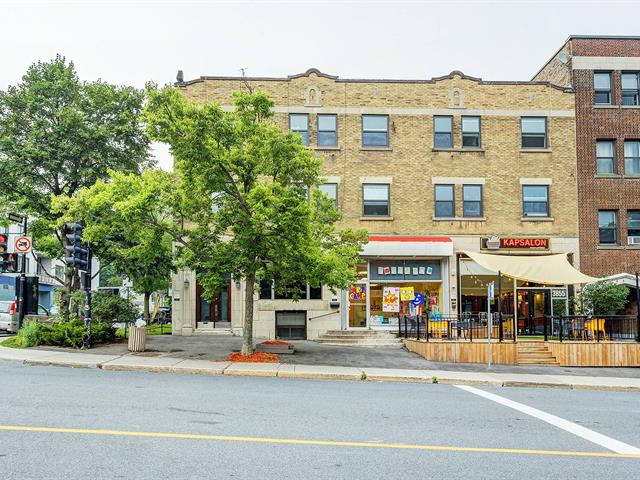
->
<box><xmin>227</xmin><ymin>352</ymin><xmax>279</xmax><ymax>363</ymax></box>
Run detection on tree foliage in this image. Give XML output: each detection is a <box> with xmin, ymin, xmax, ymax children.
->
<box><xmin>144</xmin><ymin>87</ymin><xmax>367</xmax><ymax>354</ymax></box>
<box><xmin>576</xmin><ymin>281</ymin><xmax>630</xmax><ymax>316</ymax></box>
<box><xmin>0</xmin><ymin>55</ymin><xmax>151</xmax><ymax>318</ymax></box>
<box><xmin>58</xmin><ymin>169</ymin><xmax>175</xmax><ymax>321</ymax></box>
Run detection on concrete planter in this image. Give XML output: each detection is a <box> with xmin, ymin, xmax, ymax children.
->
<box><xmin>128</xmin><ymin>326</ymin><xmax>147</xmax><ymax>352</ymax></box>
<box><xmin>256</xmin><ymin>342</ymin><xmax>295</xmax><ymax>355</ymax></box>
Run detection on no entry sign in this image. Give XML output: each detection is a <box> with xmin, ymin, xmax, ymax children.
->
<box><xmin>14</xmin><ymin>236</ymin><xmax>32</xmax><ymax>254</ymax></box>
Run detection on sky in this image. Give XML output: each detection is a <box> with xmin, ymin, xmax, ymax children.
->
<box><xmin>2</xmin><ymin>0</ymin><xmax>640</xmax><ymax>170</ymax></box>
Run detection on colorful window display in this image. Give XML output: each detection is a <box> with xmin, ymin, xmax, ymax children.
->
<box><xmin>369</xmin><ymin>281</ymin><xmax>442</xmax><ymax>326</ymax></box>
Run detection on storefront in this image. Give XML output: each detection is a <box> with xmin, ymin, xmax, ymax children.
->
<box><xmin>346</xmin><ymin>236</ymin><xmax>453</xmax><ymax>330</ymax></box>
<box><xmin>457</xmin><ymin>242</ymin><xmax>595</xmax><ymax>337</ymax></box>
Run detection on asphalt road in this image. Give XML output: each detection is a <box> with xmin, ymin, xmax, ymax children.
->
<box><xmin>0</xmin><ymin>360</ymin><xmax>639</xmax><ymax>479</ymax></box>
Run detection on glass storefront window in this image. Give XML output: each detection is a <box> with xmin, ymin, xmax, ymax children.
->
<box><xmin>369</xmin><ymin>281</ymin><xmax>442</xmax><ymax>327</ymax></box>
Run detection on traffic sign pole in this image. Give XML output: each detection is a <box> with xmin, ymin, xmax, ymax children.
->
<box><xmin>17</xmin><ymin>217</ymin><xmax>27</xmax><ymax>330</ymax></box>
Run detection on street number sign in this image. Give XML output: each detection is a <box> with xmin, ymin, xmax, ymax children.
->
<box><xmin>14</xmin><ymin>236</ymin><xmax>32</xmax><ymax>254</ymax></box>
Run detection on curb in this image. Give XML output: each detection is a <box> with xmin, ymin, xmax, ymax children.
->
<box><xmin>2</xmin><ymin>348</ymin><xmax>640</xmax><ymax>392</ymax></box>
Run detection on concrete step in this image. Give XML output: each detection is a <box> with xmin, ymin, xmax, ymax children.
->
<box><xmin>323</xmin><ymin>330</ymin><xmax>397</xmax><ymax>337</ymax></box>
<box><xmin>315</xmin><ymin>337</ymin><xmax>403</xmax><ymax>345</ymax></box>
<box><xmin>315</xmin><ymin>341</ymin><xmax>406</xmax><ymax>348</ymax></box>
<box><xmin>193</xmin><ymin>329</ymin><xmax>233</xmax><ymax>336</ymax></box>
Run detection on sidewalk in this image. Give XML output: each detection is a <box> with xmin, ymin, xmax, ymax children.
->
<box><xmin>2</xmin><ymin>344</ymin><xmax>639</xmax><ymax>392</ymax></box>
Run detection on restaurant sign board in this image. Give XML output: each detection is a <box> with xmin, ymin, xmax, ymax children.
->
<box><xmin>481</xmin><ymin>236</ymin><xmax>550</xmax><ymax>251</ymax></box>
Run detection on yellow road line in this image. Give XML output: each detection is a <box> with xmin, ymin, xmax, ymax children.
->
<box><xmin>0</xmin><ymin>425</ymin><xmax>639</xmax><ymax>459</ymax></box>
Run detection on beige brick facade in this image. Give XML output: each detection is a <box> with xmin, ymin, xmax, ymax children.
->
<box><xmin>172</xmin><ymin>69</ymin><xmax>579</xmax><ymax>339</ymax></box>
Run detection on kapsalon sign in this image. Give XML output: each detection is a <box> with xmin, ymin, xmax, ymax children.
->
<box><xmin>481</xmin><ymin>236</ymin><xmax>550</xmax><ymax>250</ymax></box>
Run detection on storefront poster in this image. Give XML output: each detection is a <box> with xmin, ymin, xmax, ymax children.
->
<box><xmin>349</xmin><ymin>286</ymin><xmax>366</xmax><ymax>301</ymax></box>
<box><xmin>382</xmin><ymin>287</ymin><xmax>400</xmax><ymax>312</ymax></box>
<box><xmin>418</xmin><ymin>267</ymin><xmax>425</xmax><ymax>275</ymax></box>
<box><xmin>400</xmin><ymin>286</ymin><xmax>414</xmax><ymax>301</ymax></box>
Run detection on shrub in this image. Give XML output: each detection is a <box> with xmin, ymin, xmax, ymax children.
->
<box><xmin>91</xmin><ymin>291</ymin><xmax>139</xmax><ymax>324</ymax></box>
<box><xmin>39</xmin><ymin>320</ymin><xmax>86</xmax><ymax>348</ymax></box>
<box><xmin>576</xmin><ymin>281</ymin><xmax>630</xmax><ymax>316</ymax></box>
<box><xmin>14</xmin><ymin>321</ymin><xmax>43</xmax><ymax>347</ymax></box>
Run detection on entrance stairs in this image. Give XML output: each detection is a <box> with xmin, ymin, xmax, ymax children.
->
<box><xmin>315</xmin><ymin>330</ymin><xmax>404</xmax><ymax>348</ymax></box>
<box><xmin>517</xmin><ymin>342</ymin><xmax>560</xmax><ymax>366</ymax></box>
<box><xmin>194</xmin><ymin>322</ymin><xmax>233</xmax><ymax>335</ymax></box>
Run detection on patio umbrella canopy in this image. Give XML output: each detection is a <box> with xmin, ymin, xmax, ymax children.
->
<box><xmin>463</xmin><ymin>251</ymin><xmax>598</xmax><ymax>285</ymax></box>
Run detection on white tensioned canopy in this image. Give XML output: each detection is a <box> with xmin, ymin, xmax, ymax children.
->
<box><xmin>463</xmin><ymin>251</ymin><xmax>598</xmax><ymax>285</ymax></box>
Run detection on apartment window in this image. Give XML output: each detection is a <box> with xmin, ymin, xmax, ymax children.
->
<box><xmin>317</xmin><ymin>114</ymin><xmax>337</xmax><ymax>147</ymax></box>
<box><xmin>462</xmin><ymin>185</ymin><xmax>483</xmax><ymax>217</ymax></box>
<box><xmin>461</xmin><ymin>116</ymin><xmax>481</xmax><ymax>148</ymax></box>
<box><xmin>289</xmin><ymin>114</ymin><xmax>309</xmax><ymax>146</ymax></box>
<box><xmin>522</xmin><ymin>185</ymin><xmax>549</xmax><ymax>217</ymax></box>
<box><xmin>362</xmin><ymin>184</ymin><xmax>390</xmax><ymax>216</ymax></box>
<box><xmin>594</xmin><ymin>72</ymin><xmax>612</xmax><ymax>104</ymax></box>
<box><xmin>261</xmin><ymin>282</ymin><xmax>322</xmax><ymax>301</ymax></box>
<box><xmin>598</xmin><ymin>210</ymin><xmax>618</xmax><ymax>245</ymax></box>
<box><xmin>434</xmin><ymin>116</ymin><xmax>453</xmax><ymax>148</ymax></box>
<box><xmin>621</xmin><ymin>72</ymin><xmax>640</xmax><ymax>106</ymax></box>
<box><xmin>624</xmin><ymin>140</ymin><xmax>640</xmax><ymax>174</ymax></box>
<box><xmin>596</xmin><ymin>140</ymin><xmax>616</xmax><ymax>174</ymax></box>
<box><xmin>434</xmin><ymin>184</ymin><xmax>455</xmax><ymax>218</ymax></box>
<box><xmin>318</xmin><ymin>183</ymin><xmax>338</xmax><ymax>207</ymax></box>
<box><xmin>628</xmin><ymin>210</ymin><xmax>640</xmax><ymax>243</ymax></box>
<box><xmin>362</xmin><ymin>115</ymin><xmax>388</xmax><ymax>147</ymax></box>
<box><xmin>521</xmin><ymin>117</ymin><xmax>547</xmax><ymax>148</ymax></box>
<box><xmin>259</xmin><ymin>280</ymin><xmax>273</xmax><ymax>299</ymax></box>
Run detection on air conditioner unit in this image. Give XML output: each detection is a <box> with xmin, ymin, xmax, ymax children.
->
<box><xmin>628</xmin><ymin>236</ymin><xmax>640</xmax><ymax>245</ymax></box>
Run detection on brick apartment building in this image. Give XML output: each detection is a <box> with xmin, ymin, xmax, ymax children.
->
<box><xmin>170</xmin><ymin>68</ymin><xmax>579</xmax><ymax>339</ymax></box>
<box><xmin>534</xmin><ymin>36</ymin><xmax>640</xmax><ymax>279</ymax></box>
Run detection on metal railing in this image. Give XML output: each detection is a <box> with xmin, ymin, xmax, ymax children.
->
<box><xmin>542</xmin><ymin>315</ymin><xmax>639</xmax><ymax>342</ymax></box>
<box><xmin>397</xmin><ymin>312</ymin><xmax>516</xmax><ymax>342</ymax></box>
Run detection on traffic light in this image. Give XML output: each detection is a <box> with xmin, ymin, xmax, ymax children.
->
<box><xmin>63</xmin><ymin>222</ymin><xmax>90</xmax><ymax>271</ymax></box>
<box><xmin>1</xmin><ymin>253</ymin><xmax>18</xmax><ymax>273</ymax></box>
<box><xmin>0</xmin><ymin>234</ymin><xmax>7</xmax><ymax>254</ymax></box>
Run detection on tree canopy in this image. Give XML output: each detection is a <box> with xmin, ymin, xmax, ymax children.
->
<box><xmin>144</xmin><ymin>86</ymin><xmax>367</xmax><ymax>353</ymax></box>
<box><xmin>0</xmin><ymin>55</ymin><xmax>151</xmax><ymax>317</ymax></box>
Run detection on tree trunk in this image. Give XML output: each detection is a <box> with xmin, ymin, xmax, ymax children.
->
<box><xmin>143</xmin><ymin>291</ymin><xmax>151</xmax><ymax>323</ymax></box>
<box><xmin>241</xmin><ymin>271</ymin><xmax>256</xmax><ymax>355</ymax></box>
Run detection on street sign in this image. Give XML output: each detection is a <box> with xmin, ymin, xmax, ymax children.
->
<box><xmin>14</xmin><ymin>236</ymin><xmax>32</xmax><ymax>254</ymax></box>
<box><xmin>8</xmin><ymin>213</ymin><xmax>24</xmax><ymax>223</ymax></box>
<box><xmin>487</xmin><ymin>281</ymin><xmax>494</xmax><ymax>299</ymax></box>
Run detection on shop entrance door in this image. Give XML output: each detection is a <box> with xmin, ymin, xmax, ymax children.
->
<box><xmin>517</xmin><ymin>289</ymin><xmax>550</xmax><ymax>336</ymax></box>
<box><xmin>348</xmin><ymin>285</ymin><xmax>367</xmax><ymax>328</ymax></box>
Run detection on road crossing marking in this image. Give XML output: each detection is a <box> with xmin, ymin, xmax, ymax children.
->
<box><xmin>455</xmin><ymin>385</ymin><xmax>640</xmax><ymax>455</ymax></box>
<box><xmin>0</xmin><ymin>424</ymin><xmax>638</xmax><ymax>459</ymax></box>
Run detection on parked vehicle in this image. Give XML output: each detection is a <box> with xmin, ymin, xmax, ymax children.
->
<box><xmin>0</xmin><ymin>300</ymin><xmax>19</xmax><ymax>333</ymax></box>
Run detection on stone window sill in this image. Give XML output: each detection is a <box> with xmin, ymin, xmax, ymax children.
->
<box><xmin>432</xmin><ymin>216</ymin><xmax>487</xmax><ymax>222</ymax></box>
<box><xmin>432</xmin><ymin>148</ymin><xmax>485</xmax><ymax>153</ymax></box>
<box><xmin>593</xmin><ymin>104</ymin><xmax>619</xmax><ymax>109</ymax></box>
<box><xmin>624</xmin><ymin>174</ymin><xmax>640</xmax><ymax>179</ymax></box>
<box><xmin>520</xmin><ymin>148</ymin><xmax>552</xmax><ymax>153</ymax></box>
<box><xmin>521</xmin><ymin>217</ymin><xmax>554</xmax><ymax>222</ymax></box>
<box><xmin>596</xmin><ymin>245</ymin><xmax>624</xmax><ymax>250</ymax></box>
<box><xmin>595</xmin><ymin>174</ymin><xmax>622</xmax><ymax>178</ymax></box>
<box><xmin>312</xmin><ymin>146</ymin><xmax>341</xmax><ymax>151</ymax></box>
<box><xmin>360</xmin><ymin>147</ymin><xmax>392</xmax><ymax>152</ymax></box>
<box><xmin>625</xmin><ymin>245</ymin><xmax>640</xmax><ymax>250</ymax></box>
<box><xmin>621</xmin><ymin>105</ymin><xmax>640</xmax><ymax>109</ymax></box>
<box><xmin>360</xmin><ymin>216</ymin><xmax>394</xmax><ymax>221</ymax></box>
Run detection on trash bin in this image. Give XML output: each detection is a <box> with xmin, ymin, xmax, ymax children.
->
<box><xmin>128</xmin><ymin>325</ymin><xmax>147</xmax><ymax>352</ymax></box>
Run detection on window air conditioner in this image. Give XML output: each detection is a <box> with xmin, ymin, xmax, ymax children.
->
<box><xmin>628</xmin><ymin>236</ymin><xmax>640</xmax><ymax>245</ymax></box>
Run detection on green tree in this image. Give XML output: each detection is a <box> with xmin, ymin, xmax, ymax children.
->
<box><xmin>58</xmin><ymin>169</ymin><xmax>175</xmax><ymax>322</ymax></box>
<box><xmin>576</xmin><ymin>281</ymin><xmax>630</xmax><ymax>316</ymax></box>
<box><xmin>0</xmin><ymin>55</ymin><xmax>150</xmax><ymax>319</ymax></box>
<box><xmin>144</xmin><ymin>87</ymin><xmax>367</xmax><ymax>354</ymax></box>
